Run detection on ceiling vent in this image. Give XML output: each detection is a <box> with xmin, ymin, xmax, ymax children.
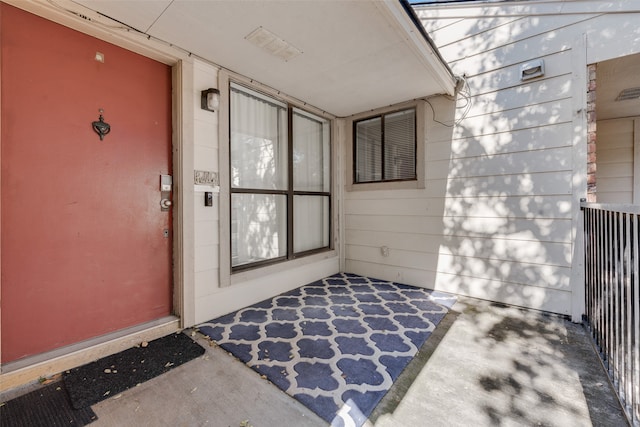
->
<box><xmin>616</xmin><ymin>87</ymin><xmax>640</xmax><ymax>101</ymax></box>
<box><xmin>245</xmin><ymin>27</ymin><xmax>303</xmax><ymax>62</ymax></box>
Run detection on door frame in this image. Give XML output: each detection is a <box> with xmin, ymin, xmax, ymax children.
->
<box><xmin>0</xmin><ymin>0</ymin><xmax>194</xmax><ymax>391</ymax></box>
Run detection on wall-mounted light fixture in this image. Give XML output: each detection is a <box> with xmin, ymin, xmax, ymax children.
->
<box><xmin>92</xmin><ymin>108</ymin><xmax>111</xmax><ymax>141</ymax></box>
<box><xmin>201</xmin><ymin>88</ymin><xmax>220</xmax><ymax>112</ymax></box>
<box><xmin>520</xmin><ymin>59</ymin><xmax>545</xmax><ymax>81</ymax></box>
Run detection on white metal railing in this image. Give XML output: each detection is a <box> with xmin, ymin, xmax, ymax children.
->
<box><xmin>582</xmin><ymin>202</ymin><xmax>640</xmax><ymax>426</ymax></box>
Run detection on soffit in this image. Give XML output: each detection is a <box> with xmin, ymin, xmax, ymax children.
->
<box><xmin>72</xmin><ymin>0</ymin><xmax>455</xmax><ymax>117</ymax></box>
<box><xmin>596</xmin><ymin>52</ymin><xmax>640</xmax><ymax>121</ymax></box>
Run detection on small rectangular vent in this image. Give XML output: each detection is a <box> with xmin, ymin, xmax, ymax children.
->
<box><xmin>245</xmin><ymin>27</ymin><xmax>302</xmax><ymax>62</ymax></box>
<box><xmin>616</xmin><ymin>87</ymin><xmax>640</xmax><ymax>101</ymax></box>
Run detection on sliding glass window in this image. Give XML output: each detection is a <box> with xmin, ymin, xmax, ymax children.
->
<box><xmin>230</xmin><ymin>83</ymin><xmax>331</xmax><ymax>270</ymax></box>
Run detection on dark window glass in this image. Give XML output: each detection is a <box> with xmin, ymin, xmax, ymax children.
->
<box><xmin>354</xmin><ymin>108</ymin><xmax>416</xmax><ymax>183</ymax></box>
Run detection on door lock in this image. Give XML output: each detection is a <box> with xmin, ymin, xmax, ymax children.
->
<box><xmin>160</xmin><ymin>175</ymin><xmax>173</xmax><ymax>192</ymax></box>
<box><xmin>160</xmin><ymin>174</ymin><xmax>173</xmax><ymax>212</ymax></box>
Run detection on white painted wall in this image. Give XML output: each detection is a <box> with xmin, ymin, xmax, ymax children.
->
<box><xmin>191</xmin><ymin>60</ymin><xmax>222</xmax><ymax>315</ymax></box>
<box><xmin>596</xmin><ymin>118</ymin><xmax>637</xmax><ymax>204</ymax></box>
<box><xmin>342</xmin><ymin>0</ymin><xmax>640</xmax><ymax>317</ymax></box>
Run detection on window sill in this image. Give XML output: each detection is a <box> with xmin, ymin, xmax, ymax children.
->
<box><xmin>230</xmin><ymin>249</ymin><xmax>338</xmax><ymax>286</ymax></box>
<box><xmin>346</xmin><ymin>179</ymin><xmax>424</xmax><ymax>192</ymax></box>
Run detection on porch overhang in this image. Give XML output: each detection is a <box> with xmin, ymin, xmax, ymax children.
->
<box><xmin>68</xmin><ymin>0</ymin><xmax>455</xmax><ymax>116</ymax></box>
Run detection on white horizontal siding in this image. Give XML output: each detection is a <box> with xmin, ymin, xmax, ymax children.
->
<box><xmin>597</xmin><ymin>118</ymin><xmax>636</xmax><ymax>203</ymax></box>
<box><xmin>345</xmin><ymin>229</ymin><xmax>571</xmax><ymax>267</ymax></box>
<box><xmin>463</xmin><ymin>75</ymin><xmax>572</xmax><ymax>118</ymax></box>
<box><xmin>425</xmin><ymin>17</ymin><xmax>465</xmax><ymax>33</ymax></box>
<box><xmin>428</xmin><ymin>123</ymin><xmax>574</xmax><ymax>159</ymax></box>
<box><xmin>596</xmin><ymin>120</ymin><xmax>636</xmax><ymax>147</ymax></box>
<box><xmin>462</xmin><ymin>50</ymin><xmax>572</xmax><ymax>95</ymax></box>
<box><xmin>345</xmin><ymin>195</ymin><xmax>571</xmax><ymax>220</ymax></box>
<box><xmin>453</xmin><ymin>98</ymin><xmax>574</xmax><ymax>139</ymax></box>
<box><xmin>346</xmin><ymin>259</ymin><xmax>572</xmax><ymax>315</ymax></box>
<box><xmin>346</xmin><ymin>245</ymin><xmax>570</xmax><ymax>289</ymax></box>
<box><xmin>585</xmin><ymin>13</ymin><xmax>640</xmax><ymax>64</ymax></box>
<box><xmin>597</xmin><ymin>147</ymin><xmax>634</xmax><ymax>164</ymax></box>
<box><xmin>426</xmin><ymin>1</ymin><xmax>640</xmax><ymax>16</ymax></box>
<box><xmin>437</xmin><ymin>14</ymin><xmax>592</xmax><ymax>66</ymax></box>
<box><xmin>345</xmin><ymin>171</ymin><xmax>571</xmax><ymax>200</ymax></box>
<box><xmin>445</xmin><ymin>172</ymin><xmax>573</xmax><ymax>197</ymax></box>
<box><xmin>426</xmin><ymin>16</ymin><xmax>523</xmax><ymax>48</ymax></box>
<box><xmin>433</xmin><ymin>18</ymin><xmax>596</xmax><ymax>77</ymax></box>
<box><xmin>598</xmin><ymin>177</ymin><xmax>633</xmax><ymax>189</ymax></box>
<box><xmin>344</xmin><ymin>2</ymin><xmax>640</xmax><ymax>315</ymax></box>
<box><xmin>597</xmin><ymin>164</ymin><xmax>634</xmax><ymax>178</ymax></box>
<box><xmin>427</xmin><ymin>146</ymin><xmax>573</xmax><ymax>180</ymax></box>
<box><xmin>346</xmin><ymin>214</ymin><xmax>571</xmax><ymax>244</ymax></box>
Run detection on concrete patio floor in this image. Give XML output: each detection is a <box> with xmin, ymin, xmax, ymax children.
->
<box><xmin>371</xmin><ymin>297</ymin><xmax>627</xmax><ymax>427</ymax></box>
<box><xmin>1</xmin><ymin>296</ymin><xmax>628</xmax><ymax>426</ymax></box>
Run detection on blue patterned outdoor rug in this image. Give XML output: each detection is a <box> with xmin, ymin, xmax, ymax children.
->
<box><xmin>197</xmin><ymin>273</ymin><xmax>456</xmax><ymax>426</ymax></box>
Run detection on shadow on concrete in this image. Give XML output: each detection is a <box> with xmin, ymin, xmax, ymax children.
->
<box><xmin>371</xmin><ymin>297</ymin><xmax>627</xmax><ymax>427</ymax></box>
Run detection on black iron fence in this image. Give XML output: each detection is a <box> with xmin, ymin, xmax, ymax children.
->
<box><xmin>583</xmin><ymin>202</ymin><xmax>640</xmax><ymax>426</ymax></box>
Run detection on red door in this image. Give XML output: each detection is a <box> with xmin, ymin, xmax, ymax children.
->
<box><xmin>1</xmin><ymin>4</ymin><xmax>173</xmax><ymax>363</ymax></box>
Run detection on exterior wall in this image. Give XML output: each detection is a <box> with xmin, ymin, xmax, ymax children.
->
<box><xmin>342</xmin><ymin>0</ymin><xmax>640</xmax><ymax>316</ymax></box>
<box><xmin>596</xmin><ymin>118</ymin><xmax>637</xmax><ymax>204</ymax></box>
<box><xmin>191</xmin><ymin>60</ymin><xmax>222</xmax><ymax>323</ymax></box>
<box><xmin>344</xmin><ymin>96</ymin><xmax>461</xmax><ymax>295</ymax></box>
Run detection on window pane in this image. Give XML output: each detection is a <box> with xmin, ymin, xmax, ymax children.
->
<box><xmin>293</xmin><ymin>110</ymin><xmax>330</xmax><ymax>192</ymax></box>
<box><xmin>355</xmin><ymin>117</ymin><xmax>381</xmax><ymax>183</ymax></box>
<box><xmin>231</xmin><ymin>87</ymin><xmax>288</xmax><ymax>190</ymax></box>
<box><xmin>294</xmin><ymin>195</ymin><xmax>329</xmax><ymax>253</ymax></box>
<box><xmin>232</xmin><ymin>193</ymin><xmax>287</xmax><ymax>267</ymax></box>
<box><xmin>384</xmin><ymin>109</ymin><xmax>415</xmax><ymax>180</ymax></box>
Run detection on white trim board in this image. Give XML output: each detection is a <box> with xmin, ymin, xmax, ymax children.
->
<box><xmin>634</xmin><ymin>119</ymin><xmax>640</xmax><ymax>204</ymax></box>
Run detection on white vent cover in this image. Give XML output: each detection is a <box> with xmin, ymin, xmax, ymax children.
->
<box><xmin>520</xmin><ymin>59</ymin><xmax>545</xmax><ymax>81</ymax></box>
<box><xmin>616</xmin><ymin>87</ymin><xmax>640</xmax><ymax>101</ymax></box>
<box><xmin>245</xmin><ymin>27</ymin><xmax>302</xmax><ymax>62</ymax></box>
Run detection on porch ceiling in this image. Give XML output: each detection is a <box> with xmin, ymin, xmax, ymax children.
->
<box><xmin>596</xmin><ymin>52</ymin><xmax>640</xmax><ymax>120</ymax></box>
<box><xmin>72</xmin><ymin>0</ymin><xmax>456</xmax><ymax>117</ymax></box>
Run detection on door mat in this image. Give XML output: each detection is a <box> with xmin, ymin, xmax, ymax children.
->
<box><xmin>63</xmin><ymin>332</ymin><xmax>205</xmax><ymax>409</ymax></box>
<box><xmin>197</xmin><ymin>273</ymin><xmax>456</xmax><ymax>427</ymax></box>
<box><xmin>0</xmin><ymin>382</ymin><xmax>97</xmax><ymax>427</ymax></box>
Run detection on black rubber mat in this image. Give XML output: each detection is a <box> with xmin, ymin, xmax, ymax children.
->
<box><xmin>63</xmin><ymin>332</ymin><xmax>204</xmax><ymax>409</ymax></box>
<box><xmin>0</xmin><ymin>382</ymin><xmax>97</xmax><ymax>427</ymax></box>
